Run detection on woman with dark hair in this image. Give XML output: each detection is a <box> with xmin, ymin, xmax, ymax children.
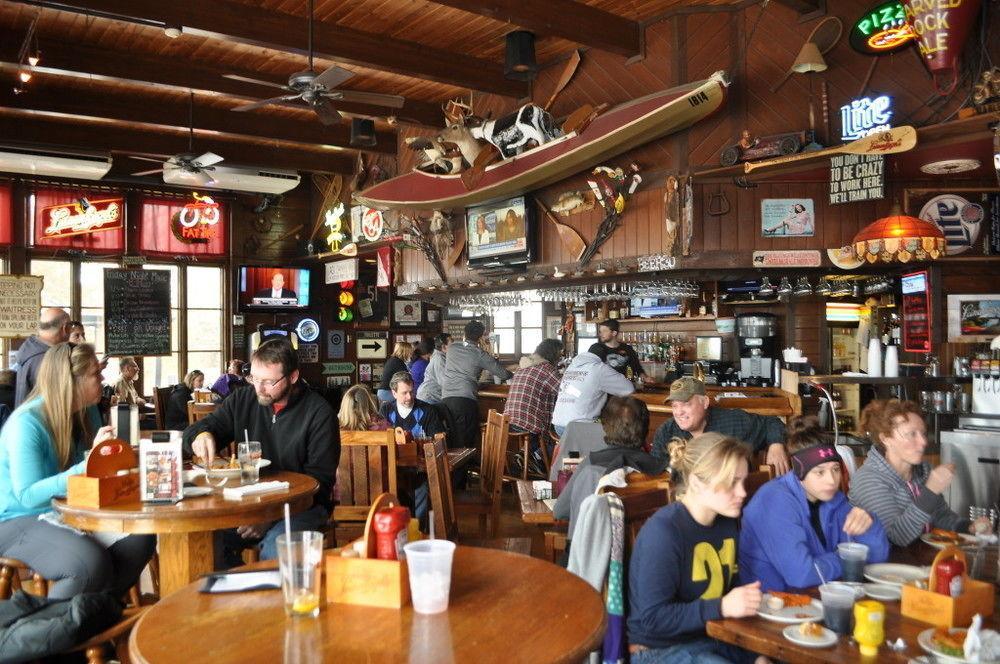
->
<box><xmin>408</xmin><ymin>338</ymin><xmax>433</xmax><ymax>394</ymax></box>
<box><xmin>739</xmin><ymin>416</ymin><xmax>888</xmax><ymax>591</ymax></box>
<box><xmin>850</xmin><ymin>399</ymin><xmax>990</xmax><ymax>546</ymax></box>
<box><xmin>0</xmin><ymin>343</ymin><xmax>156</xmax><ymax>598</ymax></box>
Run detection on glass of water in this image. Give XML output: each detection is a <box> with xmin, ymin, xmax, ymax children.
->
<box><xmin>238</xmin><ymin>440</ymin><xmax>262</xmax><ymax>484</ymax></box>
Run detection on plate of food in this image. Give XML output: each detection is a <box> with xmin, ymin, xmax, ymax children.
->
<box><xmin>757</xmin><ymin>592</ymin><xmax>824</xmax><ymax>624</ymax></box>
<box><xmin>922</xmin><ymin>529</ymin><xmax>977</xmax><ymax>549</ymax></box>
<box><xmin>782</xmin><ymin>622</ymin><xmax>837</xmax><ymax>648</ymax></box>
<box><xmin>864</xmin><ymin>563</ymin><xmax>929</xmax><ymax>587</ymax></box>
<box><xmin>193</xmin><ymin>456</ymin><xmax>271</xmax><ymax>478</ymax></box>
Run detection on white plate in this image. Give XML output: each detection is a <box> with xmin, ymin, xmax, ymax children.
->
<box><xmin>782</xmin><ymin>623</ymin><xmax>838</xmax><ymax>648</ymax></box>
<box><xmin>757</xmin><ymin>595</ymin><xmax>824</xmax><ymax>624</ymax></box>
<box><xmin>194</xmin><ymin>459</ymin><xmax>271</xmax><ymax>478</ymax></box>
<box><xmin>917</xmin><ymin>627</ymin><xmax>1000</xmax><ymax>664</ymax></box>
<box><xmin>864</xmin><ymin>563</ymin><xmax>929</xmax><ymax>587</ymax></box>
<box><xmin>921</xmin><ymin>532</ymin><xmax>977</xmax><ymax>549</ymax></box>
<box><xmin>863</xmin><ymin>583</ymin><xmax>901</xmax><ymax>601</ymax></box>
<box><xmin>182</xmin><ymin>486</ymin><xmax>213</xmax><ymax>497</ymax></box>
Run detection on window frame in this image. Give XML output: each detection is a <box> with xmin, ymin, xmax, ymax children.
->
<box><xmin>493</xmin><ymin>302</ymin><xmax>544</xmax><ymax>360</ymax></box>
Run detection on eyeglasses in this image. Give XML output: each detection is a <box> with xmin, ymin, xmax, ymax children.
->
<box><xmin>248</xmin><ymin>374</ymin><xmax>287</xmax><ymax>389</ymax></box>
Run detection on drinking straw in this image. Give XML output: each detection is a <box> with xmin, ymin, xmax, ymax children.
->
<box><xmin>244</xmin><ymin>429</ymin><xmax>250</xmax><ymax>446</ymax></box>
<box><xmin>813</xmin><ymin>562</ymin><xmax>828</xmax><ymax>585</ymax></box>
<box><xmin>284</xmin><ymin>502</ymin><xmax>293</xmax><ymax>565</ymax></box>
<box><xmin>428</xmin><ymin>510</ymin><xmax>435</xmax><ymax>540</ymax></box>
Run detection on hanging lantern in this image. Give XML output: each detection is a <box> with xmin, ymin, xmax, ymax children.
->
<box><xmin>902</xmin><ymin>0</ymin><xmax>982</xmax><ymax>95</ymax></box>
<box><xmin>852</xmin><ymin>205</ymin><xmax>945</xmax><ymax>264</ymax></box>
<box><xmin>350</xmin><ymin>118</ymin><xmax>377</xmax><ymax>148</ymax></box>
<box><xmin>504</xmin><ymin>30</ymin><xmax>537</xmax><ymax>82</ymax></box>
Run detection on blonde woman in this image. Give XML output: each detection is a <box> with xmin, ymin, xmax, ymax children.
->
<box><xmin>338</xmin><ymin>385</ymin><xmax>389</xmax><ymax>432</ymax></box>
<box><xmin>0</xmin><ymin>343</ymin><xmax>156</xmax><ymax>599</ymax></box>
<box><xmin>377</xmin><ymin>342</ymin><xmax>413</xmax><ymax>404</ymax></box>
<box><xmin>627</xmin><ymin>433</ymin><xmax>768</xmax><ymax>664</ymax></box>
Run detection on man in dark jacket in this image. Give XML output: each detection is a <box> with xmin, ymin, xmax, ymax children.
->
<box><xmin>379</xmin><ymin>371</ymin><xmax>443</xmax><ymax>438</ymax></box>
<box><xmin>14</xmin><ymin>308</ymin><xmax>71</xmax><ymax>407</ymax></box>
<box><xmin>184</xmin><ymin>338</ymin><xmax>339</xmax><ymax>568</ymax></box>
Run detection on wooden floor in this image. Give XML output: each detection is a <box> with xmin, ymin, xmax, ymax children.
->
<box><xmin>457</xmin><ymin>482</ymin><xmax>548</xmax><ymax>557</ymax></box>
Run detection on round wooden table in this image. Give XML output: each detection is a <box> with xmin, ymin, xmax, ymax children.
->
<box><xmin>53</xmin><ymin>470</ymin><xmax>318</xmax><ymax>596</ymax></box>
<box><xmin>129</xmin><ymin>546</ymin><xmax>606</xmax><ymax>663</ymax></box>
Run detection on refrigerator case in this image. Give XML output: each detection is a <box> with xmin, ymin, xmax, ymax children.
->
<box><xmin>940</xmin><ymin>428</ymin><xmax>1000</xmax><ymax>519</ymax></box>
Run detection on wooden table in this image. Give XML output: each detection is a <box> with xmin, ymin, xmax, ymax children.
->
<box><xmin>398</xmin><ymin>446</ymin><xmax>477</xmax><ymax>473</ymax></box>
<box><xmin>54</xmin><ymin>470</ymin><xmax>318</xmax><ymax>596</ymax></box>
<box><xmin>129</xmin><ymin>546</ymin><xmax>606</xmax><ymax>664</ymax></box>
<box><xmin>516</xmin><ymin>479</ymin><xmax>568</xmax><ymax>562</ymax></box>
<box><xmin>706</xmin><ymin>545</ymin><xmax>998</xmax><ymax>663</ymax></box>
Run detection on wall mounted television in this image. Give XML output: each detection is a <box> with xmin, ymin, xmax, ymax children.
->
<box><xmin>465</xmin><ymin>195</ymin><xmax>533</xmax><ymax>268</ymax></box>
<box><xmin>238</xmin><ymin>266</ymin><xmax>311</xmax><ymax>311</ymax></box>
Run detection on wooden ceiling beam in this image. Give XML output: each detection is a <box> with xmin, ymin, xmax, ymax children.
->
<box><xmin>0</xmin><ymin>79</ymin><xmax>397</xmax><ymax>155</ymax></box>
<box><xmin>0</xmin><ymin>114</ymin><xmax>355</xmax><ymax>174</ymax></box>
<box><xmin>24</xmin><ymin>0</ymin><xmax>528</xmax><ymax>97</ymax></box>
<box><xmin>424</xmin><ymin>0</ymin><xmax>641</xmax><ymax>58</ymax></box>
<box><xmin>0</xmin><ymin>29</ymin><xmax>444</xmax><ymax>128</ymax></box>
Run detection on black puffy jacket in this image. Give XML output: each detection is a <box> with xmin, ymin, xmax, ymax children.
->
<box><xmin>0</xmin><ymin>590</ymin><xmax>123</xmax><ymax>663</ymax></box>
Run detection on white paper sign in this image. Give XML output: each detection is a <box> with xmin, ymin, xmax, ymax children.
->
<box><xmin>0</xmin><ymin>276</ymin><xmax>43</xmax><ymax>339</ymax></box>
<box><xmin>325</xmin><ymin>259</ymin><xmax>359</xmax><ymax>284</ymax></box>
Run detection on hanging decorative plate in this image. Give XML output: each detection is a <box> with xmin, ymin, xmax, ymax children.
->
<box><xmin>919</xmin><ymin>194</ymin><xmax>984</xmax><ymax>255</ymax></box>
<box><xmin>827</xmin><ymin>246</ymin><xmax>864</xmax><ymax>269</ymax></box>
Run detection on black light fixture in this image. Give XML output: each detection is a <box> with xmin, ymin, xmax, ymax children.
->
<box><xmin>350</xmin><ymin>118</ymin><xmax>377</xmax><ymax>148</ymax></box>
<box><xmin>504</xmin><ymin>30</ymin><xmax>537</xmax><ymax>81</ymax></box>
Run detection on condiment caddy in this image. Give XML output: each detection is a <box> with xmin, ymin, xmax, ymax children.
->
<box><xmin>901</xmin><ymin>545</ymin><xmax>994</xmax><ymax>628</ymax></box>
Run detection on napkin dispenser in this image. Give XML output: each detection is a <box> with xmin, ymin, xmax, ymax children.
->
<box><xmin>111</xmin><ymin>404</ymin><xmax>139</xmax><ymax>447</ymax></box>
<box><xmin>67</xmin><ymin>439</ymin><xmax>140</xmax><ymax>508</ymax></box>
<box><xmin>901</xmin><ymin>545</ymin><xmax>994</xmax><ymax>628</ymax></box>
<box><xmin>326</xmin><ymin>492</ymin><xmax>411</xmax><ymax>609</ymax></box>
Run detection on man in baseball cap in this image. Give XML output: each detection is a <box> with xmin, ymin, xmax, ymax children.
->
<box><xmin>652</xmin><ymin>376</ymin><xmax>790</xmax><ymax>475</ymax></box>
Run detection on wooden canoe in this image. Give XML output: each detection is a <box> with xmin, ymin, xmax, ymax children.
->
<box><xmin>355</xmin><ymin>71</ymin><xmax>730</xmax><ymax>211</ymax></box>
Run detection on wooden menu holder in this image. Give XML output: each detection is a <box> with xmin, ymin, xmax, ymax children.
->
<box><xmin>393</xmin><ymin>428</ymin><xmax>418</xmax><ymax>465</ymax></box>
<box><xmin>326</xmin><ymin>492</ymin><xmax>411</xmax><ymax>609</ymax></box>
<box><xmin>901</xmin><ymin>545</ymin><xmax>995</xmax><ymax>628</ymax></box>
<box><xmin>67</xmin><ymin>439</ymin><xmax>140</xmax><ymax>509</ymax></box>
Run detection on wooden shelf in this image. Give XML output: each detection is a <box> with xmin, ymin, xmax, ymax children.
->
<box><xmin>612</xmin><ymin>315</ymin><xmax>718</xmax><ymax>323</ymax></box>
<box><xmin>804</xmin><ymin>374</ymin><xmax>972</xmax><ymax>384</ymax></box>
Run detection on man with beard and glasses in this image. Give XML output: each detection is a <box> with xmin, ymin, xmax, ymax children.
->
<box><xmin>183</xmin><ymin>338</ymin><xmax>340</xmax><ymax>568</ymax></box>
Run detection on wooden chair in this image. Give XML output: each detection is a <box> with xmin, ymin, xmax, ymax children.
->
<box><xmin>67</xmin><ymin>606</ymin><xmax>147</xmax><ymax>664</ymax></box>
<box><xmin>152</xmin><ymin>386</ymin><xmax>172</xmax><ymax>430</ymax></box>
<box><xmin>423</xmin><ymin>438</ymin><xmax>531</xmax><ymax>555</ymax></box>
<box><xmin>332</xmin><ymin>430</ymin><xmax>398</xmax><ymax>546</ymax></box>
<box><xmin>604</xmin><ymin>486</ymin><xmax>672</xmax><ymax>557</ymax></box>
<box><xmin>186</xmin><ymin>401</ymin><xmax>216</xmax><ymax>425</ymax></box>
<box><xmin>744</xmin><ymin>464</ymin><xmax>776</xmax><ymax>503</ymax></box>
<box><xmin>457</xmin><ymin>410</ymin><xmax>507</xmax><ymax>538</ymax></box>
<box><xmin>0</xmin><ymin>556</ymin><xmax>47</xmax><ymax>599</ymax></box>
<box><xmin>503</xmin><ymin>428</ymin><xmax>553</xmax><ymax>482</ymax></box>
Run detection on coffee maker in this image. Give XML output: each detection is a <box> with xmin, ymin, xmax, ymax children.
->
<box><xmin>737</xmin><ymin>313</ymin><xmax>778</xmax><ymax>386</ymax></box>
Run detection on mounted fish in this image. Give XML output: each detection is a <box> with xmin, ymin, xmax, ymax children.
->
<box><xmin>550</xmin><ymin>190</ymin><xmax>595</xmax><ymax>216</ymax></box>
<box><xmin>428</xmin><ymin>210</ymin><xmax>454</xmax><ymax>266</ymax></box>
<box><xmin>663</xmin><ymin>176</ymin><xmax>679</xmax><ymax>257</ymax></box>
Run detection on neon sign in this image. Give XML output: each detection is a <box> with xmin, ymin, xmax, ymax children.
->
<box><xmin>42</xmin><ymin>198</ymin><xmax>124</xmax><ymax>239</ymax></box>
<box><xmin>840</xmin><ymin>95</ymin><xmax>893</xmax><ymax>142</ymax></box>
<box><xmin>324</xmin><ymin>202</ymin><xmax>346</xmax><ymax>252</ymax></box>
<box><xmin>171</xmin><ymin>192</ymin><xmax>220</xmax><ymax>243</ymax></box>
<box><xmin>850</xmin><ymin>1</ymin><xmax>916</xmax><ymax>54</ymax></box>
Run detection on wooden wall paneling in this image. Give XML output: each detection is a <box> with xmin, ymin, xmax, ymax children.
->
<box><xmin>736</xmin><ymin>183</ymin><xmax>754</xmax><ymax>251</ymax></box>
<box><xmin>702</xmin><ymin>185</ymin><xmax>721</xmax><ymax>252</ymax></box>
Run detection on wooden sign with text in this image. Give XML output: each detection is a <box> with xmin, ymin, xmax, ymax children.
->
<box><xmin>0</xmin><ymin>275</ymin><xmax>43</xmax><ymax>338</ymax></box>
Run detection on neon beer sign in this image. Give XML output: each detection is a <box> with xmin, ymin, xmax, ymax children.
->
<box><xmin>840</xmin><ymin>95</ymin><xmax>894</xmax><ymax>141</ymax></box>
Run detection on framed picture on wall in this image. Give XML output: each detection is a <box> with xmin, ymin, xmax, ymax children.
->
<box><xmin>947</xmin><ymin>294</ymin><xmax>1000</xmax><ymax>342</ymax></box>
<box><xmin>545</xmin><ymin>316</ymin><xmax>563</xmax><ymax>340</ymax></box>
<box><xmin>761</xmin><ymin>198</ymin><xmax>815</xmax><ymax>237</ymax></box>
<box><xmin>904</xmin><ymin>188</ymin><xmax>999</xmax><ymax>256</ymax></box>
<box><xmin>393</xmin><ymin>300</ymin><xmax>422</xmax><ymax>326</ymax></box>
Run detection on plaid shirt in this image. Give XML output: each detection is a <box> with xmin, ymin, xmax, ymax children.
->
<box><xmin>651</xmin><ymin>406</ymin><xmax>786</xmax><ymax>461</ymax></box>
<box><xmin>505</xmin><ymin>362</ymin><xmax>561</xmax><ymax>434</ymax></box>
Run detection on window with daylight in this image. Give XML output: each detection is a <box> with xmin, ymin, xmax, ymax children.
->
<box><xmin>493</xmin><ymin>302</ymin><xmax>544</xmax><ymax>358</ymax></box>
<box><xmin>184</xmin><ymin>265</ymin><xmax>224</xmax><ymax>391</ymax></box>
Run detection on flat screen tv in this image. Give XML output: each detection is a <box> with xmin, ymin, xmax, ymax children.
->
<box><xmin>238</xmin><ymin>266</ymin><xmax>311</xmax><ymax>310</ymax></box>
<box><xmin>466</xmin><ymin>195</ymin><xmax>533</xmax><ymax>268</ymax></box>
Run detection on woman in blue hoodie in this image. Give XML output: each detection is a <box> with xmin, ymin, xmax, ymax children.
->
<box><xmin>739</xmin><ymin>417</ymin><xmax>889</xmax><ymax>592</ymax></box>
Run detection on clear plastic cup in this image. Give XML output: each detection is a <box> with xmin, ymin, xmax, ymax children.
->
<box><xmin>820</xmin><ymin>582</ymin><xmax>856</xmax><ymax>635</ymax></box>
<box><xmin>403</xmin><ymin>540</ymin><xmax>456</xmax><ymax>614</ymax></box>
<box><xmin>238</xmin><ymin>441</ymin><xmax>262</xmax><ymax>485</ymax></box>
<box><xmin>277</xmin><ymin>531</ymin><xmax>324</xmax><ymax>618</ymax></box>
<box><xmin>837</xmin><ymin>542</ymin><xmax>869</xmax><ymax>583</ymax></box>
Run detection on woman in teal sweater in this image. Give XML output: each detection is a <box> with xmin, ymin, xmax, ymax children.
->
<box><xmin>0</xmin><ymin>342</ymin><xmax>155</xmax><ymax>599</ymax></box>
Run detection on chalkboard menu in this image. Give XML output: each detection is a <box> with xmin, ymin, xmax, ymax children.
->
<box><xmin>104</xmin><ymin>269</ymin><xmax>172</xmax><ymax>356</ymax></box>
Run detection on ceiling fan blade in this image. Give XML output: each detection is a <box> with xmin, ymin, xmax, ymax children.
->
<box><xmin>131</xmin><ymin>168</ymin><xmax>165</xmax><ymax>176</ymax></box>
<box><xmin>233</xmin><ymin>94</ymin><xmax>301</xmax><ymax>112</ymax></box>
<box><xmin>127</xmin><ymin>155</ymin><xmax>168</xmax><ymax>164</ymax></box>
<box><xmin>193</xmin><ymin>152</ymin><xmax>224</xmax><ymax>168</ymax></box>
<box><xmin>222</xmin><ymin>74</ymin><xmax>291</xmax><ymax>91</ymax></box>
<box><xmin>191</xmin><ymin>170</ymin><xmax>215</xmax><ymax>186</ymax></box>
<box><xmin>313</xmin><ymin>100</ymin><xmax>342</xmax><ymax>126</ymax></box>
<box><xmin>331</xmin><ymin>89</ymin><xmax>406</xmax><ymax>109</ymax></box>
<box><xmin>311</xmin><ymin>64</ymin><xmax>355</xmax><ymax>91</ymax></box>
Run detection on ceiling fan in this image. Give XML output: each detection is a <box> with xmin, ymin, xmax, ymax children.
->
<box><xmin>130</xmin><ymin>92</ymin><xmax>223</xmax><ymax>185</ymax></box>
<box><xmin>225</xmin><ymin>0</ymin><xmax>405</xmax><ymax>125</ymax></box>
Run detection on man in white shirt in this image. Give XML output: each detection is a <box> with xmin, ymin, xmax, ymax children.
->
<box><xmin>255</xmin><ymin>272</ymin><xmax>296</xmax><ymax>300</ymax></box>
<box><xmin>551</xmin><ymin>349</ymin><xmax>635</xmax><ymax>435</ymax></box>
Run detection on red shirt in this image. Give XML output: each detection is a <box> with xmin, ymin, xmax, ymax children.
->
<box><xmin>505</xmin><ymin>362</ymin><xmax>561</xmax><ymax>434</ymax></box>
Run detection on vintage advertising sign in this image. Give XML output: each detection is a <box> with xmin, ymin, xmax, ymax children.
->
<box><xmin>830</xmin><ymin>154</ymin><xmax>885</xmax><ymax>205</ymax></box>
<box><xmin>324</xmin><ymin>259</ymin><xmax>359</xmax><ymax>285</ymax></box>
<box><xmin>850</xmin><ymin>1</ymin><xmax>915</xmax><ymax>54</ymax></box>
<box><xmin>761</xmin><ymin>199</ymin><xmax>814</xmax><ymax>237</ymax></box>
<box><xmin>752</xmin><ymin>250</ymin><xmax>823</xmax><ymax>268</ymax></box>
<box><xmin>327</xmin><ymin>329</ymin><xmax>346</xmax><ymax>359</ymax></box>
<box><xmin>902</xmin><ymin>0</ymin><xmax>981</xmax><ymax>92</ymax></box>
<box><xmin>41</xmin><ymin>198</ymin><xmax>123</xmax><ymax>239</ymax></box>
<box><xmin>351</xmin><ymin>205</ymin><xmax>385</xmax><ymax>243</ymax></box>
<box><xmin>906</xmin><ymin>188</ymin><xmax>997</xmax><ymax>256</ymax></box>
<box><xmin>0</xmin><ymin>275</ymin><xmax>43</xmax><ymax>338</ymax></box>
<box><xmin>393</xmin><ymin>300</ymin><xmax>422</xmax><ymax>326</ymax></box>
<box><xmin>298</xmin><ymin>343</ymin><xmax>319</xmax><ymax>364</ymax></box>
<box><xmin>171</xmin><ymin>193</ymin><xmax>221</xmax><ymax>244</ymax></box>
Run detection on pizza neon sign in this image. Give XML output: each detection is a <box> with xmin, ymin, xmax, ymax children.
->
<box><xmin>850</xmin><ymin>1</ymin><xmax>916</xmax><ymax>54</ymax></box>
<box><xmin>171</xmin><ymin>192</ymin><xmax>221</xmax><ymax>243</ymax></box>
<box><xmin>41</xmin><ymin>198</ymin><xmax>124</xmax><ymax>239</ymax></box>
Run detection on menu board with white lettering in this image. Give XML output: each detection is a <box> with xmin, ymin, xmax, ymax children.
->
<box><xmin>104</xmin><ymin>269</ymin><xmax>171</xmax><ymax>356</ymax></box>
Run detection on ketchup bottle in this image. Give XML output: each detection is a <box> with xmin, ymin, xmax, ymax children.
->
<box><xmin>935</xmin><ymin>555</ymin><xmax>965</xmax><ymax>597</ymax></box>
<box><xmin>373</xmin><ymin>504</ymin><xmax>410</xmax><ymax>561</ymax></box>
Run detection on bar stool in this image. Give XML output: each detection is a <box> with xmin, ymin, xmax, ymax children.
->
<box><xmin>503</xmin><ymin>428</ymin><xmax>553</xmax><ymax>482</ymax></box>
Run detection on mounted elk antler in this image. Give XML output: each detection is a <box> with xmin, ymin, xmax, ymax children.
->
<box><xmin>385</xmin><ymin>211</ymin><xmax>451</xmax><ymax>283</ymax></box>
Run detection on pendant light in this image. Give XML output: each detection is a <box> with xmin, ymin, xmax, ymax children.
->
<box><xmin>505</xmin><ymin>30</ymin><xmax>537</xmax><ymax>81</ymax></box>
<box><xmin>793</xmin><ymin>277</ymin><xmax>812</xmax><ymax>297</ymax></box>
<box><xmin>852</xmin><ymin>203</ymin><xmax>945</xmax><ymax>263</ymax></box>
<box><xmin>815</xmin><ymin>278</ymin><xmax>832</xmax><ymax>296</ymax></box>
<box><xmin>777</xmin><ymin>276</ymin><xmax>793</xmax><ymax>298</ymax></box>
<box><xmin>350</xmin><ymin>118</ymin><xmax>377</xmax><ymax>148</ymax></box>
<box><xmin>757</xmin><ymin>276</ymin><xmax>774</xmax><ymax>297</ymax></box>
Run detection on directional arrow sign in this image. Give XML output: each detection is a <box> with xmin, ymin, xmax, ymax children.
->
<box><xmin>356</xmin><ymin>335</ymin><xmax>388</xmax><ymax>359</ymax></box>
<box><xmin>322</xmin><ymin>362</ymin><xmax>356</xmax><ymax>375</ymax></box>
<box><xmin>362</xmin><ymin>341</ymin><xmax>382</xmax><ymax>351</ymax></box>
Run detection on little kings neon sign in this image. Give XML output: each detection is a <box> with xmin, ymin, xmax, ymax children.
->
<box><xmin>840</xmin><ymin>95</ymin><xmax>894</xmax><ymax>142</ymax></box>
<box><xmin>171</xmin><ymin>192</ymin><xmax>221</xmax><ymax>243</ymax></box>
